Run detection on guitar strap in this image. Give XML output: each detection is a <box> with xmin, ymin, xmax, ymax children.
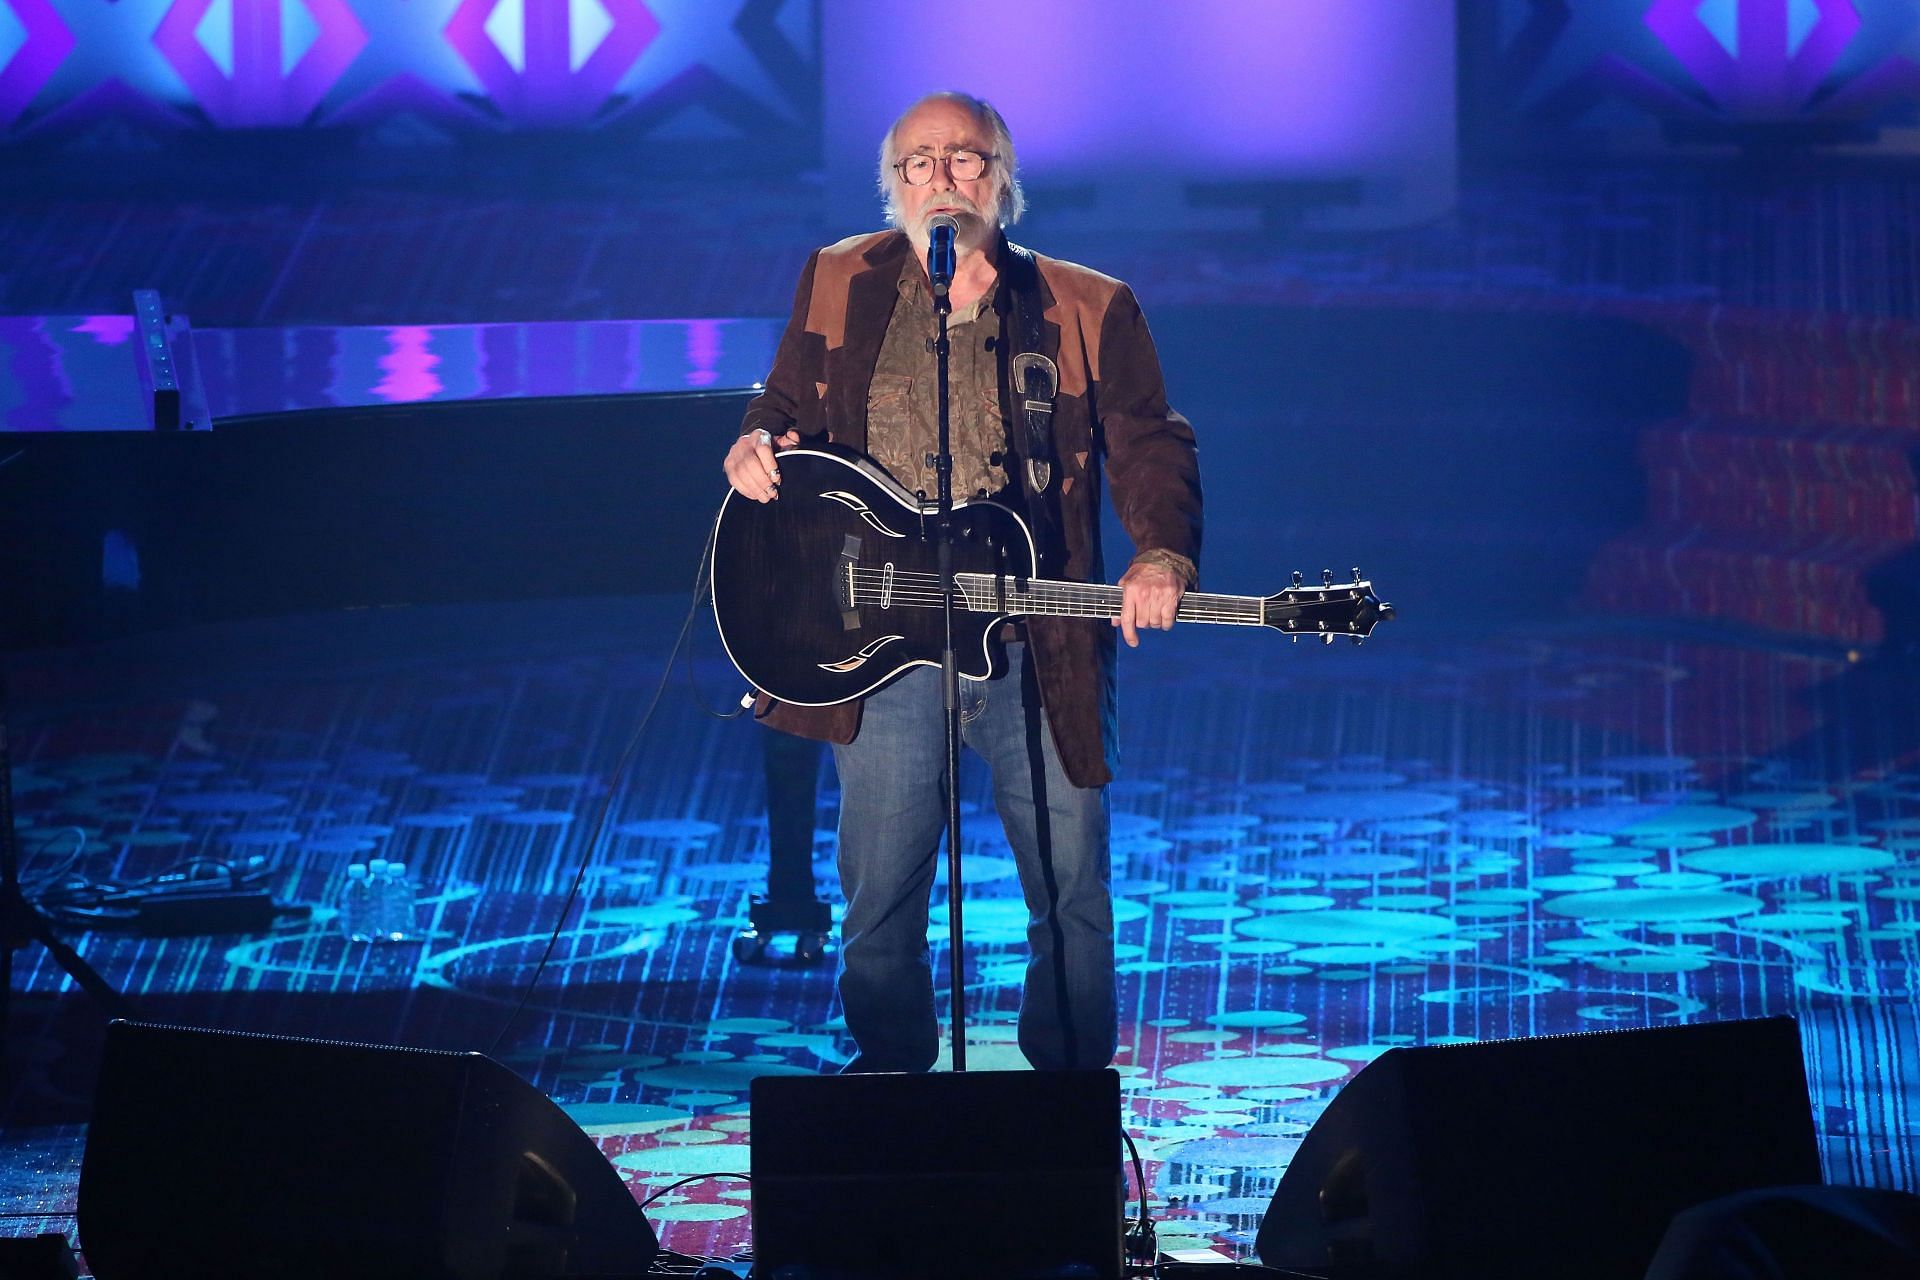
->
<box><xmin>1001</xmin><ymin>241</ymin><xmax>1062</xmax><ymax>573</ymax></box>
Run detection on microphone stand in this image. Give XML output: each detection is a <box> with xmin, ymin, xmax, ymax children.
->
<box><xmin>928</xmin><ymin>226</ymin><xmax>969</xmax><ymax>1071</ymax></box>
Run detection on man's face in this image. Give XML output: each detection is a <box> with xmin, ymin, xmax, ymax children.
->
<box><xmin>890</xmin><ymin>98</ymin><xmax>997</xmax><ymax>248</ymax></box>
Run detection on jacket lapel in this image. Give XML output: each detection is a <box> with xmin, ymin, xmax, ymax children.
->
<box><xmin>1003</xmin><ymin>237</ymin><xmax>1061</xmax><ymax>366</ymax></box>
<box><xmin>828</xmin><ymin>232</ymin><xmax>911</xmax><ymax>454</ymax></box>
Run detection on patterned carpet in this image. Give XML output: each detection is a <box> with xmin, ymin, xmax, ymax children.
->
<box><xmin>5</xmin><ymin>592</ymin><xmax>1917</xmax><ymax>1267</ymax></box>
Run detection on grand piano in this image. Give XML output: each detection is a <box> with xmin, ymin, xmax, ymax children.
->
<box><xmin>0</xmin><ymin>293</ymin><xmax>780</xmax><ymax>650</ymax></box>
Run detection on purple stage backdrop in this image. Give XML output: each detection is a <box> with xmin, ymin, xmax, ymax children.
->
<box><xmin>0</xmin><ymin>0</ymin><xmax>819</xmax><ymax>149</ymax></box>
<box><xmin>822</xmin><ymin>0</ymin><xmax>1459</xmax><ymax>232</ymax></box>
<box><xmin>1469</xmin><ymin>0</ymin><xmax>1920</xmax><ymax>155</ymax></box>
<box><xmin>5</xmin><ymin>2</ymin><xmax>1919</xmax><ymax>170</ymax></box>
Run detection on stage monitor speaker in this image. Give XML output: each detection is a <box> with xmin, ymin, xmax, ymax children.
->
<box><xmin>0</xmin><ymin>1233</ymin><xmax>81</xmax><ymax>1280</ymax></box>
<box><xmin>1255</xmin><ymin>1015</ymin><xmax>1820</xmax><ymax>1280</ymax></box>
<box><xmin>1647</xmin><ymin>1185</ymin><xmax>1920</xmax><ymax>1280</ymax></box>
<box><xmin>751</xmin><ymin>1067</ymin><xmax>1124</xmax><ymax>1280</ymax></box>
<box><xmin>76</xmin><ymin>1020</ymin><xmax>658</xmax><ymax>1280</ymax></box>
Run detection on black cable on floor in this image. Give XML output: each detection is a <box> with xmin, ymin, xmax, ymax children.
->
<box><xmin>485</xmin><ymin>507</ymin><xmax>727</xmax><ymax>1059</ymax></box>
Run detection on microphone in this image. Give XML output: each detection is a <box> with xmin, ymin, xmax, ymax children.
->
<box><xmin>927</xmin><ymin>213</ymin><xmax>958</xmax><ymax>296</ymax></box>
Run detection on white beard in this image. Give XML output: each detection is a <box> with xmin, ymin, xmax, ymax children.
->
<box><xmin>903</xmin><ymin>193</ymin><xmax>994</xmax><ymax>257</ymax></box>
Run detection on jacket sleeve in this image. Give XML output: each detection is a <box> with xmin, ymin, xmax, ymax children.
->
<box><xmin>1096</xmin><ymin>284</ymin><xmax>1202</xmax><ymax>579</ymax></box>
<box><xmin>738</xmin><ymin>250</ymin><xmax>822</xmax><ymax>439</ymax></box>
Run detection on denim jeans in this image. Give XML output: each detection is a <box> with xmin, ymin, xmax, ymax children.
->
<box><xmin>830</xmin><ymin>641</ymin><xmax>1115</xmax><ymax>1073</ymax></box>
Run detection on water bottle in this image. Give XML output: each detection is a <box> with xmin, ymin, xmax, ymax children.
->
<box><xmin>339</xmin><ymin>863</ymin><xmax>373</xmax><ymax>942</ymax></box>
<box><xmin>382</xmin><ymin>861</ymin><xmax>415</xmax><ymax>942</ymax></box>
<box><xmin>366</xmin><ymin>859</ymin><xmax>393</xmax><ymax>940</ymax></box>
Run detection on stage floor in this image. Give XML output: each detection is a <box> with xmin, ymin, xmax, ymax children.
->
<box><xmin>4</xmin><ymin>592</ymin><xmax>1918</xmax><ymax>1266</ymax></box>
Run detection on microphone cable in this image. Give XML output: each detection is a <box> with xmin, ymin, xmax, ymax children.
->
<box><xmin>1121</xmin><ymin>1123</ymin><xmax>1156</xmax><ymax>1270</ymax></box>
<box><xmin>485</xmin><ymin>503</ymin><xmax>735</xmax><ymax>1059</ymax></box>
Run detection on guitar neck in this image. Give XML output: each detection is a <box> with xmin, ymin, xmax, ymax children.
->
<box><xmin>955</xmin><ymin>573</ymin><xmax>1267</xmax><ymax>627</ymax></box>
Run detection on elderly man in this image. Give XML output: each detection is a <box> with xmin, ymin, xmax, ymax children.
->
<box><xmin>722</xmin><ymin>91</ymin><xmax>1201</xmax><ymax>1073</ymax></box>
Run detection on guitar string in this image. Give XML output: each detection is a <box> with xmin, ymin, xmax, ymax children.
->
<box><xmin>840</xmin><ymin>584</ymin><xmax>1281</xmax><ymax>625</ymax></box>
<box><xmin>843</xmin><ymin>564</ymin><xmax>1371</xmax><ymax>588</ymax></box>
<box><xmin>853</xmin><ymin>600</ymin><xmax>1268</xmax><ymax>623</ymax></box>
<box><xmin>857</xmin><ymin>589</ymin><xmax>1268</xmax><ymax>615</ymax></box>
<box><xmin>847</xmin><ymin>570</ymin><xmax>1282</xmax><ymax>609</ymax></box>
<box><xmin>848</xmin><ymin>578</ymin><xmax>1262</xmax><ymax>611</ymax></box>
<box><xmin>842</xmin><ymin>570</ymin><xmax>1360</xmax><ymax>624</ymax></box>
<box><xmin>847</xmin><ymin>592</ymin><xmax>1260</xmax><ymax>613</ymax></box>
<box><xmin>845</xmin><ymin>588</ymin><xmax>1330</xmax><ymax>623</ymax></box>
<box><xmin>849</xmin><ymin>566</ymin><xmax>1276</xmax><ymax>601</ymax></box>
<box><xmin>845</xmin><ymin>566</ymin><xmax>1367</xmax><ymax>607</ymax></box>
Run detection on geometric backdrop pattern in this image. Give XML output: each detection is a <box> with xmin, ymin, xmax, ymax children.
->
<box><xmin>1472</xmin><ymin>0</ymin><xmax>1920</xmax><ymax>152</ymax></box>
<box><xmin>0</xmin><ymin>0</ymin><xmax>817</xmax><ymax>143</ymax></box>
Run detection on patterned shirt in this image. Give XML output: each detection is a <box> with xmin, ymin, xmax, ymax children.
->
<box><xmin>864</xmin><ymin>261</ymin><xmax>1008</xmax><ymax>502</ymax></box>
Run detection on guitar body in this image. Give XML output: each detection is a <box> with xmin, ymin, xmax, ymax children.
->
<box><xmin>711</xmin><ymin>448</ymin><xmax>1039</xmax><ymax>706</ymax></box>
<box><xmin>713</xmin><ymin>449</ymin><xmax>1393</xmax><ymax>707</ymax></box>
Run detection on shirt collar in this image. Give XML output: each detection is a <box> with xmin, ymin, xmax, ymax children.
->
<box><xmin>895</xmin><ymin>254</ymin><xmax>999</xmax><ymax>325</ymax></box>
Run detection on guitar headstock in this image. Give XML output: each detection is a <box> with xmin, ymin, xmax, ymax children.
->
<box><xmin>1262</xmin><ymin>568</ymin><xmax>1394</xmax><ymax>644</ymax></box>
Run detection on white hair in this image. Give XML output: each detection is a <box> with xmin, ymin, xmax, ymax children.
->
<box><xmin>877</xmin><ymin>91</ymin><xmax>1026</xmax><ymax>230</ymax></box>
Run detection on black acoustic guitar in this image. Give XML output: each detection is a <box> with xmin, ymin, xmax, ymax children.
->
<box><xmin>710</xmin><ymin>448</ymin><xmax>1393</xmax><ymax>707</ymax></box>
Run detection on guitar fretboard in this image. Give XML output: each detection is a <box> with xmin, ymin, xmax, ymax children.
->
<box><xmin>844</xmin><ymin>566</ymin><xmax>1267</xmax><ymax>626</ymax></box>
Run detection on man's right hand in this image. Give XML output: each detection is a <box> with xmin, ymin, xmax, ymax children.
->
<box><xmin>725</xmin><ymin>427</ymin><xmax>799</xmax><ymax>503</ymax></box>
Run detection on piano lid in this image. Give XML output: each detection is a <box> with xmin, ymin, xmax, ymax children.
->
<box><xmin>1</xmin><ymin>315</ymin><xmax>781</xmax><ymax>432</ymax></box>
<box><xmin>0</xmin><ymin>315</ymin><xmax>157</xmax><ymax>433</ymax></box>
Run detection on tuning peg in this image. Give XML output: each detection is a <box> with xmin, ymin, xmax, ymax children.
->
<box><xmin>1290</xmin><ymin>635</ymin><xmax>1300</xmax><ymax>644</ymax></box>
<box><xmin>1321</xmin><ymin>568</ymin><xmax>1332</xmax><ymax>587</ymax></box>
<box><xmin>1351</xmin><ymin>567</ymin><xmax>1362</xmax><ymax>584</ymax></box>
<box><xmin>1321</xmin><ymin>632</ymin><xmax>1335</xmax><ymax>645</ymax></box>
<box><xmin>1350</xmin><ymin>636</ymin><xmax>1363</xmax><ymax>647</ymax></box>
<box><xmin>1290</xmin><ymin>570</ymin><xmax>1303</xmax><ymax>588</ymax></box>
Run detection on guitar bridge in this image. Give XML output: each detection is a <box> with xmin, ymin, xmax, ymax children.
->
<box><xmin>837</xmin><ymin>534</ymin><xmax>861</xmax><ymax>629</ymax></box>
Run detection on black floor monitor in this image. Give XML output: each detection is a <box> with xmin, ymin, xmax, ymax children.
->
<box><xmin>751</xmin><ymin>1068</ymin><xmax>1124</xmax><ymax>1280</ymax></box>
<box><xmin>77</xmin><ymin>1020</ymin><xmax>659</xmax><ymax>1279</ymax></box>
<box><xmin>1256</xmin><ymin>1015</ymin><xmax>1821</xmax><ymax>1280</ymax></box>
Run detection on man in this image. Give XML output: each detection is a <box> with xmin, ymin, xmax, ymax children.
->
<box><xmin>722</xmin><ymin>91</ymin><xmax>1201</xmax><ymax>1072</ymax></box>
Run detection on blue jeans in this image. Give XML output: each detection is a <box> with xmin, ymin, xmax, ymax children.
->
<box><xmin>830</xmin><ymin>641</ymin><xmax>1115</xmax><ymax>1073</ymax></box>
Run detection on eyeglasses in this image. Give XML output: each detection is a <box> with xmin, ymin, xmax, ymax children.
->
<box><xmin>893</xmin><ymin>150</ymin><xmax>994</xmax><ymax>186</ymax></box>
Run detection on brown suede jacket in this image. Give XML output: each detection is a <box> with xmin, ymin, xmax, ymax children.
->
<box><xmin>740</xmin><ymin>229</ymin><xmax>1202</xmax><ymax>789</ymax></box>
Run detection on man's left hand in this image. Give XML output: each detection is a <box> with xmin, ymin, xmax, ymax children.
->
<box><xmin>1115</xmin><ymin>562</ymin><xmax>1184</xmax><ymax>648</ymax></box>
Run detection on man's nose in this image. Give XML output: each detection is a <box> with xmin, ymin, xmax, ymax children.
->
<box><xmin>929</xmin><ymin>160</ymin><xmax>955</xmax><ymax>191</ymax></box>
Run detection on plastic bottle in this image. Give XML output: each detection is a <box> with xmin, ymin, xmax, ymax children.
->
<box><xmin>366</xmin><ymin>858</ymin><xmax>393</xmax><ymax>941</ymax></box>
<box><xmin>382</xmin><ymin>861</ymin><xmax>414</xmax><ymax>942</ymax></box>
<box><xmin>340</xmin><ymin>863</ymin><xmax>372</xmax><ymax>942</ymax></box>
